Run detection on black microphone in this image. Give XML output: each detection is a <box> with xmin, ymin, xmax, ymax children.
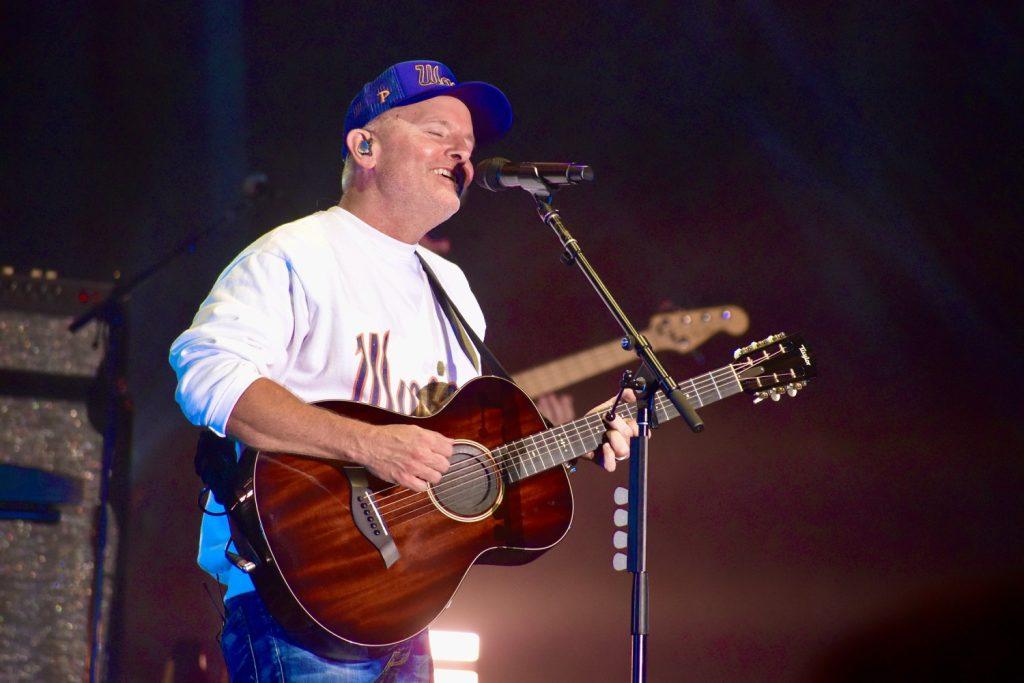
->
<box><xmin>475</xmin><ymin>158</ymin><xmax>594</xmax><ymax>192</ymax></box>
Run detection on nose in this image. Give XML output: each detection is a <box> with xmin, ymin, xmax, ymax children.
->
<box><xmin>447</xmin><ymin>132</ymin><xmax>474</xmax><ymax>163</ymax></box>
<box><xmin>448</xmin><ymin>145</ymin><xmax>470</xmax><ymax>163</ymax></box>
<box><xmin>448</xmin><ymin>143</ymin><xmax>474</xmax><ymax>182</ymax></box>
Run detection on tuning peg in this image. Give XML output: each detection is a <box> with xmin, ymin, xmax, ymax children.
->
<box><xmin>787</xmin><ymin>386</ymin><xmax>798</xmax><ymax>397</ymax></box>
<box><xmin>753</xmin><ymin>396</ymin><xmax>764</xmax><ymax>404</ymax></box>
<box><xmin>614</xmin><ymin>509</ymin><xmax>628</xmax><ymax>527</ymax></box>
<box><xmin>735</xmin><ymin>333</ymin><xmax>788</xmax><ymax>359</ymax></box>
<box><xmin>734</xmin><ymin>340</ymin><xmax>756</xmax><ymax>359</ymax></box>
<box><xmin>613</xmin><ymin>530</ymin><xmax>628</xmax><ymax>549</ymax></box>
<box><xmin>771</xmin><ymin>391</ymin><xmax>782</xmax><ymax>402</ymax></box>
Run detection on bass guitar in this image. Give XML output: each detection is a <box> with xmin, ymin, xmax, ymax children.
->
<box><xmin>226</xmin><ymin>333</ymin><xmax>815</xmax><ymax>658</ymax></box>
<box><xmin>513</xmin><ymin>305</ymin><xmax>749</xmax><ymax>397</ymax></box>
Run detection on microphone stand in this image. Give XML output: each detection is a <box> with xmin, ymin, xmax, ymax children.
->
<box><xmin>69</xmin><ymin>186</ymin><xmax>263</xmax><ymax>683</ymax></box>
<box><xmin>524</xmin><ymin>184</ymin><xmax>704</xmax><ymax>683</ymax></box>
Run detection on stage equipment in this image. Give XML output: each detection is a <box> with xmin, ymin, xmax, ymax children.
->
<box><xmin>477</xmin><ymin>170</ymin><xmax>815</xmax><ymax>681</ymax></box>
<box><xmin>475</xmin><ymin>158</ymin><xmax>593</xmax><ymax>192</ymax></box>
<box><xmin>67</xmin><ymin>171</ymin><xmax>271</xmax><ymax>682</ymax></box>
<box><xmin>0</xmin><ymin>268</ymin><xmax>119</xmax><ymax>683</ymax></box>
<box><xmin>212</xmin><ymin>339</ymin><xmax>813</xmax><ymax>658</ymax></box>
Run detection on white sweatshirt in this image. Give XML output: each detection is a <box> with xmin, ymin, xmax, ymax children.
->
<box><xmin>169</xmin><ymin>206</ymin><xmax>485</xmax><ymax>597</ymax></box>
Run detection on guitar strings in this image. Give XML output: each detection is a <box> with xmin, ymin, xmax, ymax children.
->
<box><xmin>376</xmin><ymin>413</ymin><xmax>608</xmax><ymax>519</ymax></box>
<box><xmin>371</xmin><ymin>362</ymin><xmax>755</xmax><ymax>521</ymax></box>
<box><xmin>380</xmin><ymin>411</ymin><xmax>611</xmax><ymax>519</ymax></box>
<box><xmin>371</xmin><ymin>355</ymin><xmax>758</xmax><ymax>514</ymax></box>
<box><xmin>380</xmin><ymin>367</ymin><xmax>747</xmax><ymax>524</ymax></box>
<box><xmin>373</xmin><ymin>359</ymin><xmax>761</xmax><ymax>522</ymax></box>
<box><xmin>371</xmin><ymin>363</ymin><xmax>740</xmax><ymax>512</ymax></box>
<box><xmin>380</xmin><ymin>384</ymin><xmax>716</xmax><ymax>527</ymax></box>
<box><xmin>375</xmin><ymin>393</ymin><xmax>659</xmax><ymax>522</ymax></box>
<box><xmin>376</xmin><ymin>350</ymin><xmax>799</xmax><ymax>527</ymax></box>
<box><xmin>388</xmin><ymin>424</ymin><xmax>616</xmax><ymax>524</ymax></box>
<box><xmin>369</xmin><ymin>361</ymin><xmax>744</xmax><ymax>509</ymax></box>
<box><xmin>392</xmin><ymin>351</ymin><xmax>798</xmax><ymax>521</ymax></box>
<box><xmin>375</xmin><ymin>368</ymin><xmax>751</xmax><ymax>525</ymax></box>
<box><xmin>382</xmin><ymin>406</ymin><xmax>651</xmax><ymax>526</ymax></box>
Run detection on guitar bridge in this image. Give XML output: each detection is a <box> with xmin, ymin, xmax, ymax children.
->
<box><xmin>344</xmin><ymin>467</ymin><xmax>400</xmax><ymax>569</ymax></box>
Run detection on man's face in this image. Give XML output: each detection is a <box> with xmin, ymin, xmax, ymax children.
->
<box><xmin>369</xmin><ymin>95</ymin><xmax>476</xmax><ymax>229</ymax></box>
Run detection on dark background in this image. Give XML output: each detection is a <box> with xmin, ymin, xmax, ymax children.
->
<box><xmin>4</xmin><ymin>2</ymin><xmax>1023</xmax><ymax>681</ymax></box>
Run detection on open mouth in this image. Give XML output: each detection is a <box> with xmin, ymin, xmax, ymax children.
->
<box><xmin>432</xmin><ymin>167</ymin><xmax>466</xmax><ymax>197</ymax></box>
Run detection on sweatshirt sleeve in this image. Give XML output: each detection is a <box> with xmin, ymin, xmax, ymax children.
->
<box><xmin>169</xmin><ymin>250</ymin><xmax>306</xmax><ymax>436</ymax></box>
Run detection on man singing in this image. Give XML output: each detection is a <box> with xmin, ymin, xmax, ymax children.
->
<box><xmin>170</xmin><ymin>60</ymin><xmax>636</xmax><ymax>681</ymax></box>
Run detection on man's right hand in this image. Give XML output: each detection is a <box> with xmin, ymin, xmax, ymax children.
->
<box><xmin>359</xmin><ymin>424</ymin><xmax>454</xmax><ymax>492</ymax></box>
<box><xmin>226</xmin><ymin>378</ymin><xmax>454</xmax><ymax>493</ymax></box>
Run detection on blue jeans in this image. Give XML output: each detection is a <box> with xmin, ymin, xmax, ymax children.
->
<box><xmin>220</xmin><ymin>592</ymin><xmax>433</xmax><ymax>682</ymax></box>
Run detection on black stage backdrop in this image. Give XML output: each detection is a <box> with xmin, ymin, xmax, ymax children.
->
<box><xmin>4</xmin><ymin>3</ymin><xmax>1023</xmax><ymax>681</ymax></box>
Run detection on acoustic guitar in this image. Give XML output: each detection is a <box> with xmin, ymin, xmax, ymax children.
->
<box><xmin>226</xmin><ymin>333</ymin><xmax>815</xmax><ymax>658</ymax></box>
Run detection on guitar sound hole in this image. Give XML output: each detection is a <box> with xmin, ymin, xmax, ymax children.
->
<box><xmin>430</xmin><ymin>442</ymin><xmax>501</xmax><ymax>520</ymax></box>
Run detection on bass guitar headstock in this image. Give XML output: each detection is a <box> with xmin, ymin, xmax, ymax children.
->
<box><xmin>646</xmin><ymin>304</ymin><xmax>750</xmax><ymax>354</ymax></box>
<box><xmin>732</xmin><ymin>333</ymin><xmax>816</xmax><ymax>403</ymax></box>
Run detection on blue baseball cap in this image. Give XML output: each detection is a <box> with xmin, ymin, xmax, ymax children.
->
<box><xmin>343</xmin><ymin>60</ymin><xmax>512</xmax><ymax>157</ymax></box>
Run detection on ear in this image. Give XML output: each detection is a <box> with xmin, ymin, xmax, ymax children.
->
<box><xmin>345</xmin><ymin>128</ymin><xmax>376</xmax><ymax>169</ymax></box>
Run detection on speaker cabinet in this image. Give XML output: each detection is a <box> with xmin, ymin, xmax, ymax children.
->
<box><xmin>0</xmin><ymin>270</ymin><xmax>118</xmax><ymax>682</ymax></box>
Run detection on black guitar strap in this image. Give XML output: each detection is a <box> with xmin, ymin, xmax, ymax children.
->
<box><xmin>416</xmin><ymin>252</ymin><xmax>514</xmax><ymax>383</ymax></box>
<box><xmin>417</xmin><ymin>253</ymin><xmax>561</xmax><ymax>442</ymax></box>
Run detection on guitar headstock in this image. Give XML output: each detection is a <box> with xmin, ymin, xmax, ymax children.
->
<box><xmin>646</xmin><ymin>305</ymin><xmax>750</xmax><ymax>354</ymax></box>
<box><xmin>732</xmin><ymin>333</ymin><xmax>816</xmax><ymax>403</ymax></box>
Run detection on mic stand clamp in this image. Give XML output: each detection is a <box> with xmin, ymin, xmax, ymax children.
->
<box><xmin>606</xmin><ymin>368</ymin><xmax>659</xmax><ymax>429</ymax></box>
<box><xmin>605</xmin><ymin>369</ymin><xmax>637</xmax><ymax>421</ymax></box>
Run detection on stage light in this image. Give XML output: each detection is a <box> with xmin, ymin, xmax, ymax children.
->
<box><xmin>434</xmin><ymin>670</ymin><xmax>479</xmax><ymax>683</ymax></box>
<box><xmin>429</xmin><ymin>630</ymin><xmax>480</xmax><ymax>662</ymax></box>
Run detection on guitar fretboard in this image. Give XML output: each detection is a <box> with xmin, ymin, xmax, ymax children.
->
<box><xmin>496</xmin><ymin>363</ymin><xmax>743</xmax><ymax>483</ymax></box>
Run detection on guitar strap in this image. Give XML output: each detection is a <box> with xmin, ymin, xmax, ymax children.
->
<box><xmin>416</xmin><ymin>252</ymin><xmax>514</xmax><ymax>383</ymax></box>
<box><xmin>194</xmin><ymin>430</ymin><xmax>239</xmax><ymax>509</ymax></box>
<box><xmin>416</xmin><ymin>254</ymin><xmax>560</xmax><ymax>431</ymax></box>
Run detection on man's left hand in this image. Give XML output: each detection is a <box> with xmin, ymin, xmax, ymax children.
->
<box><xmin>583</xmin><ymin>389</ymin><xmax>640</xmax><ymax>472</ymax></box>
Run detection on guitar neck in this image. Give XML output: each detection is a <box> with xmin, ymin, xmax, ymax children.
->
<box><xmin>512</xmin><ymin>336</ymin><xmax>646</xmax><ymax>397</ymax></box>
<box><xmin>498</xmin><ymin>363</ymin><xmax>743</xmax><ymax>483</ymax></box>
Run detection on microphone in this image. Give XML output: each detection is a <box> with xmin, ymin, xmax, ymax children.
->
<box><xmin>475</xmin><ymin>158</ymin><xmax>594</xmax><ymax>192</ymax></box>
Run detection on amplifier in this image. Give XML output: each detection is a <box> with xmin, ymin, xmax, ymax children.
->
<box><xmin>0</xmin><ymin>266</ymin><xmax>118</xmax><ymax>682</ymax></box>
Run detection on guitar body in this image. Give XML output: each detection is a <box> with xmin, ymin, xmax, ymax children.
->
<box><xmin>231</xmin><ymin>376</ymin><xmax>574</xmax><ymax>655</ymax></box>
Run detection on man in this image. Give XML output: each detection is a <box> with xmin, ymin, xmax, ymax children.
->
<box><xmin>170</xmin><ymin>60</ymin><xmax>636</xmax><ymax>681</ymax></box>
